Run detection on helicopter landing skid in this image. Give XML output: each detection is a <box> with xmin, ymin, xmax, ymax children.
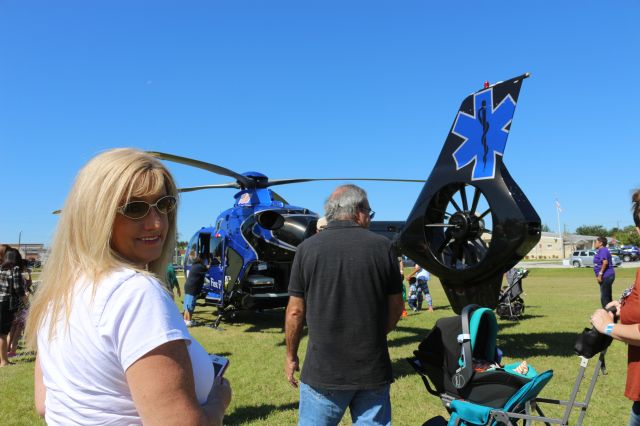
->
<box><xmin>209</xmin><ymin>306</ymin><xmax>238</xmax><ymax>330</ymax></box>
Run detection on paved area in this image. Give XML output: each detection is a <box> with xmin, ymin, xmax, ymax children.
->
<box><xmin>516</xmin><ymin>260</ymin><xmax>640</xmax><ymax>269</ymax></box>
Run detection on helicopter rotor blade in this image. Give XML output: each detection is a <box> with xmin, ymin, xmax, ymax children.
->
<box><xmin>178</xmin><ymin>183</ymin><xmax>241</xmax><ymax>192</ymax></box>
<box><xmin>264</xmin><ymin>177</ymin><xmax>426</xmax><ymax>187</ymax></box>
<box><xmin>148</xmin><ymin>151</ymin><xmax>253</xmax><ymax>188</ymax></box>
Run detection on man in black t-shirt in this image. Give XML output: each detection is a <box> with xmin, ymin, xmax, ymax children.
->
<box><xmin>183</xmin><ymin>257</ymin><xmax>207</xmax><ymax>327</ymax></box>
<box><xmin>285</xmin><ymin>184</ymin><xmax>404</xmax><ymax>425</ymax></box>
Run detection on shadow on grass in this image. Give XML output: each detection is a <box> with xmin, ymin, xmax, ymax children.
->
<box><xmin>498</xmin><ymin>332</ymin><xmax>578</xmax><ymax>358</ymax></box>
<box><xmin>225</xmin><ymin>401</ymin><xmax>298</xmax><ymax>424</ymax></box>
<box><xmin>192</xmin><ymin>308</ymin><xmax>287</xmax><ymax>333</ymax></box>
<box><xmin>392</xmin><ymin>324</ymin><xmax>579</xmax><ymax>359</ymax></box>
<box><xmin>392</xmin><ymin>356</ymin><xmax>420</xmax><ymax>380</ymax></box>
<box><xmin>392</xmin><ymin>330</ymin><xmax>580</xmax><ymax>382</ymax></box>
<box><xmin>388</xmin><ymin>324</ymin><xmax>432</xmax><ymax>349</ymax></box>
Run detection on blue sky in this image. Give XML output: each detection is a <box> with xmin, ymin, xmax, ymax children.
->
<box><xmin>1</xmin><ymin>1</ymin><xmax>638</xmax><ymax>245</ymax></box>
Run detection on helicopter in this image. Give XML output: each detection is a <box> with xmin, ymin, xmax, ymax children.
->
<box><xmin>151</xmin><ymin>72</ymin><xmax>541</xmax><ymax>324</ymax></box>
<box><xmin>149</xmin><ymin>153</ymin><xmax>425</xmax><ymax>326</ymax></box>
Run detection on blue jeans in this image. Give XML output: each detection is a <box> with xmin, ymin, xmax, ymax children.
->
<box><xmin>630</xmin><ymin>401</ymin><xmax>640</xmax><ymax>426</ymax></box>
<box><xmin>599</xmin><ymin>274</ymin><xmax>615</xmax><ymax>308</ymax></box>
<box><xmin>298</xmin><ymin>381</ymin><xmax>391</xmax><ymax>426</ymax></box>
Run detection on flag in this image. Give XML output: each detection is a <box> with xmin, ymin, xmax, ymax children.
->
<box><xmin>555</xmin><ymin>199</ymin><xmax>562</xmax><ymax>213</ymax></box>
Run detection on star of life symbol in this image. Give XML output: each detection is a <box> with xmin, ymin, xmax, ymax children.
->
<box><xmin>452</xmin><ymin>88</ymin><xmax>516</xmax><ymax>180</ymax></box>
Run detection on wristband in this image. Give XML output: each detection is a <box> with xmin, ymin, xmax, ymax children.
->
<box><xmin>605</xmin><ymin>323</ymin><xmax>614</xmax><ymax>335</ymax></box>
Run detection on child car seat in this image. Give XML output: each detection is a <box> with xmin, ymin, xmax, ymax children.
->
<box><xmin>411</xmin><ymin>305</ymin><xmax>532</xmax><ymax>407</ymax></box>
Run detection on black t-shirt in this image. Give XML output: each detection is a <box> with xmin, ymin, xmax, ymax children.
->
<box><xmin>184</xmin><ymin>263</ymin><xmax>208</xmax><ymax>296</ymax></box>
<box><xmin>288</xmin><ymin>220</ymin><xmax>403</xmax><ymax>390</ymax></box>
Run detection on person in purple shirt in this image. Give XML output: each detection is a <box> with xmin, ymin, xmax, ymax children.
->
<box><xmin>594</xmin><ymin>236</ymin><xmax>615</xmax><ymax>308</ymax></box>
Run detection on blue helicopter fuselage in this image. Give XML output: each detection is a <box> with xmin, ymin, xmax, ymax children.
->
<box><xmin>184</xmin><ymin>186</ymin><xmax>319</xmax><ymax>310</ymax></box>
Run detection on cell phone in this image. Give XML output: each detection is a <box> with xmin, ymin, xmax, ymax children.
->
<box><xmin>209</xmin><ymin>354</ymin><xmax>229</xmax><ymax>378</ymax></box>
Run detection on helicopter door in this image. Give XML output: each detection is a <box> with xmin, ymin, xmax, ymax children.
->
<box><xmin>205</xmin><ymin>234</ymin><xmax>225</xmax><ymax>306</ymax></box>
<box><xmin>224</xmin><ymin>247</ymin><xmax>243</xmax><ymax>294</ymax></box>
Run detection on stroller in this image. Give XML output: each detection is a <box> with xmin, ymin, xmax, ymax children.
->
<box><xmin>496</xmin><ymin>268</ymin><xmax>528</xmax><ymax>320</ymax></box>
<box><xmin>408</xmin><ymin>305</ymin><xmax>610</xmax><ymax>425</ymax></box>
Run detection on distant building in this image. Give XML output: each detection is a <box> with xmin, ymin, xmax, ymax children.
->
<box><xmin>523</xmin><ymin>232</ymin><xmax>599</xmax><ymax>260</ymax></box>
<box><xmin>4</xmin><ymin>243</ymin><xmax>47</xmax><ymax>261</ymax></box>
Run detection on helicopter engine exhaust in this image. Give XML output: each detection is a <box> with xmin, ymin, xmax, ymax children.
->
<box><xmin>257</xmin><ymin>210</ymin><xmax>285</xmax><ymax>230</ymax></box>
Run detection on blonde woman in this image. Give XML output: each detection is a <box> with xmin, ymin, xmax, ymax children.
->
<box><xmin>25</xmin><ymin>149</ymin><xmax>231</xmax><ymax>425</ymax></box>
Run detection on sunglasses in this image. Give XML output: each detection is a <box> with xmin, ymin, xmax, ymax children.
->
<box><xmin>117</xmin><ymin>195</ymin><xmax>177</xmax><ymax>220</ymax></box>
<box><xmin>361</xmin><ymin>206</ymin><xmax>376</xmax><ymax>219</ymax></box>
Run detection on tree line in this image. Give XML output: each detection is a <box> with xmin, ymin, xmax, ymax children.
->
<box><xmin>575</xmin><ymin>225</ymin><xmax>640</xmax><ymax>246</ymax></box>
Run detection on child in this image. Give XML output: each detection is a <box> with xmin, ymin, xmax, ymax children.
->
<box><xmin>417</xmin><ymin>275</ymin><xmax>433</xmax><ymax>312</ymax></box>
<box><xmin>408</xmin><ymin>277</ymin><xmax>419</xmax><ymax>312</ymax></box>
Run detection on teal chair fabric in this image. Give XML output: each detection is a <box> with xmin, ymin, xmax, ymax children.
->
<box><xmin>447</xmin><ymin>370</ymin><xmax>553</xmax><ymax>425</ymax></box>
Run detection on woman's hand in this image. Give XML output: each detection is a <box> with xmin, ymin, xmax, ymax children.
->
<box><xmin>590</xmin><ymin>308</ymin><xmax>615</xmax><ymax>333</ymax></box>
<box><xmin>605</xmin><ymin>300</ymin><xmax>621</xmax><ymax>319</ymax></box>
<box><xmin>202</xmin><ymin>378</ymin><xmax>232</xmax><ymax>425</ymax></box>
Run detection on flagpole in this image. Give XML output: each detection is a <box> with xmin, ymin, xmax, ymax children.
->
<box><xmin>555</xmin><ymin>198</ymin><xmax>563</xmax><ymax>258</ymax></box>
<box><xmin>556</xmin><ymin>204</ymin><xmax>561</xmax><ymax>240</ymax></box>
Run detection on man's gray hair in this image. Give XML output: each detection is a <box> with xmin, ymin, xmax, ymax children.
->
<box><xmin>324</xmin><ymin>184</ymin><xmax>368</xmax><ymax>221</ymax></box>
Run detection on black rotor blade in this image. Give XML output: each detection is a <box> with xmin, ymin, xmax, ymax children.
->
<box><xmin>478</xmin><ymin>208</ymin><xmax>491</xmax><ymax>220</ymax></box>
<box><xmin>178</xmin><ymin>183</ymin><xmax>241</xmax><ymax>193</ymax></box>
<box><xmin>436</xmin><ymin>228</ymin><xmax>453</xmax><ymax>256</ymax></box>
<box><xmin>460</xmin><ymin>186</ymin><xmax>469</xmax><ymax>211</ymax></box>
<box><xmin>470</xmin><ymin>187</ymin><xmax>481</xmax><ymax>215</ymax></box>
<box><xmin>455</xmin><ymin>239</ymin><xmax>465</xmax><ymax>262</ymax></box>
<box><xmin>148</xmin><ymin>151</ymin><xmax>253</xmax><ymax>188</ymax></box>
<box><xmin>447</xmin><ymin>239</ymin><xmax>464</xmax><ymax>268</ymax></box>
<box><xmin>449</xmin><ymin>197</ymin><xmax>462</xmax><ymax>213</ymax></box>
<box><xmin>265</xmin><ymin>177</ymin><xmax>426</xmax><ymax>187</ymax></box>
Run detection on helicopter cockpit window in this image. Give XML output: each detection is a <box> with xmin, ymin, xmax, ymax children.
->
<box><xmin>186</xmin><ymin>234</ymin><xmax>199</xmax><ymax>266</ymax></box>
<box><xmin>198</xmin><ymin>233</ymin><xmax>211</xmax><ymax>258</ymax></box>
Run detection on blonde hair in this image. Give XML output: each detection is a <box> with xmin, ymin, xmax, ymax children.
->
<box><xmin>25</xmin><ymin>148</ymin><xmax>178</xmax><ymax>349</ymax></box>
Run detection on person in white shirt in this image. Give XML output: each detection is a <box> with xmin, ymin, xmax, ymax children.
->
<box><xmin>406</xmin><ymin>264</ymin><xmax>434</xmax><ymax>312</ymax></box>
<box><xmin>25</xmin><ymin>148</ymin><xmax>231</xmax><ymax>425</ymax></box>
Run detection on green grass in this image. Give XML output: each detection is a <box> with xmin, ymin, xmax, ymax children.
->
<box><xmin>1</xmin><ymin>268</ymin><xmax>636</xmax><ymax>425</ymax></box>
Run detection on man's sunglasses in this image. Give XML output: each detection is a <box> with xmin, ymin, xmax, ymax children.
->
<box><xmin>361</xmin><ymin>206</ymin><xmax>375</xmax><ymax>219</ymax></box>
<box><xmin>117</xmin><ymin>195</ymin><xmax>177</xmax><ymax>220</ymax></box>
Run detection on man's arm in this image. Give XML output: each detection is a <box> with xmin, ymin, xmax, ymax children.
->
<box><xmin>386</xmin><ymin>293</ymin><xmax>404</xmax><ymax>333</ymax></box>
<box><xmin>284</xmin><ymin>295</ymin><xmax>305</xmax><ymax>388</ymax></box>
<box><xmin>598</xmin><ymin>258</ymin><xmax>609</xmax><ymax>283</ymax></box>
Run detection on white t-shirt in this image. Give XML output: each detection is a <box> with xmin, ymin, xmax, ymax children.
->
<box><xmin>416</xmin><ymin>268</ymin><xmax>430</xmax><ymax>282</ymax></box>
<box><xmin>37</xmin><ymin>268</ymin><xmax>214</xmax><ymax>425</ymax></box>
